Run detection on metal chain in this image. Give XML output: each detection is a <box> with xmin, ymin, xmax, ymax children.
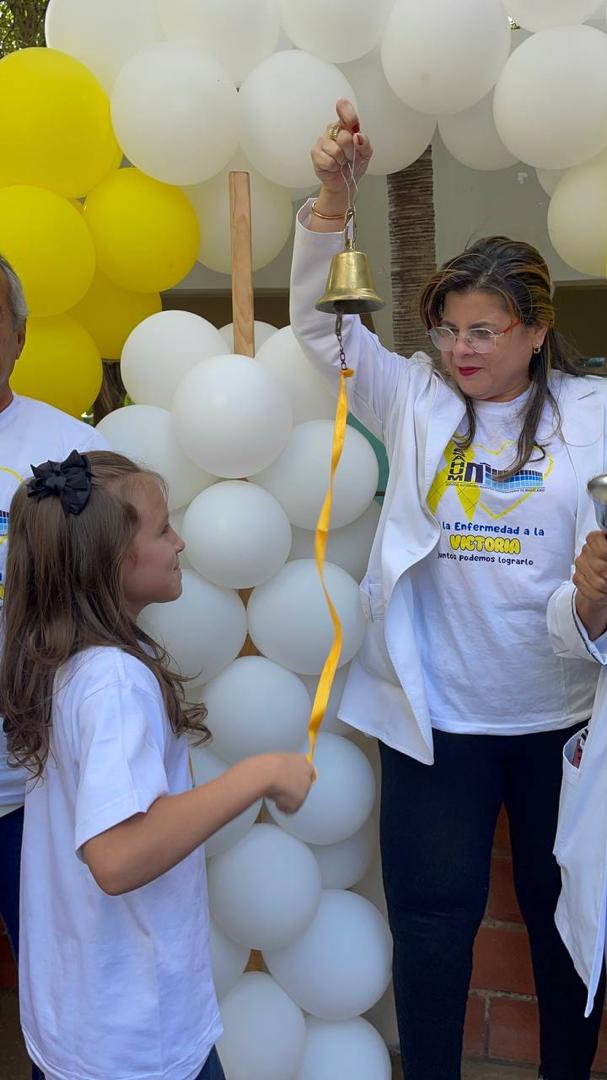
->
<box><xmin>335</xmin><ymin>311</ymin><xmax>349</xmax><ymax>372</ymax></box>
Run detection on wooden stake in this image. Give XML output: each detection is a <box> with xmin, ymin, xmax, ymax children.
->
<box><xmin>229</xmin><ymin>171</ymin><xmax>255</xmax><ymax>358</ymax></box>
<box><xmin>229</xmin><ymin>172</ymin><xmax>268</xmax><ymax>974</ymax></box>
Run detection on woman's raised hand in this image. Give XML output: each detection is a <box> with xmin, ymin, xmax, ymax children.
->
<box><xmin>574</xmin><ymin>532</ymin><xmax>607</xmax><ymax>605</ymax></box>
<box><xmin>573</xmin><ymin>530</ymin><xmax>607</xmax><ymax>639</ymax></box>
<box><xmin>310</xmin><ymin>99</ymin><xmax>373</xmax><ymax>208</ymax></box>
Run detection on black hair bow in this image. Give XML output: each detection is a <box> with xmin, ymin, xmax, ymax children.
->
<box><xmin>27</xmin><ymin>450</ymin><xmax>92</xmax><ymax>516</ymax></box>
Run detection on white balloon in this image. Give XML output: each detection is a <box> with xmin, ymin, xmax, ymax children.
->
<box><xmin>353</xmin><ymin>847</ymin><xmax>389</xmax><ymax>921</ymax></box>
<box><xmin>289</xmin><ymin>500</ymin><xmax>381</xmax><ymax>583</ymax></box>
<box><xmin>255</xmin><ymin>325</ymin><xmax>338</xmax><ymax>424</ymax></box>
<box><xmin>96</xmin><ymin>404</ymin><xmax>215</xmax><ymax>511</ymax></box>
<box><xmin>439</xmin><ymin>91</ymin><xmax>518</xmax><ymax>172</ymax></box>
<box><xmin>503</xmin><ymin>0</ymin><xmax>600</xmax><ymax>31</ymax></box>
<box><xmin>240</xmin><ymin>51</ymin><xmax>356</xmax><ymax>188</ymax></box>
<box><xmin>536</xmin><ymin>168</ymin><xmax>565</xmax><ymax>196</ymax></box>
<box><xmin>264</xmin><ymin>890</ymin><xmax>392</xmax><ymax>1020</ymax></box>
<box><xmin>208</xmin><ymin>824</ymin><xmax>322</xmax><ymax>950</ymax></box>
<box><xmin>139</xmin><ymin>567</ymin><xmax>247</xmax><ymax>684</ymax></box>
<box><xmin>255</xmin><ymin>420</ymin><xmax>378</xmax><ymax>530</ymax></box>
<box><xmin>189</xmin><ymin>744</ymin><xmax>261</xmax><ymax>858</ymax></box>
<box><xmin>201</xmin><ymin>656</ymin><xmax>311</xmax><ymax>762</ymax></box>
<box><xmin>157</xmin><ymin>0</ymin><xmax>281</xmax><ymax>84</ymax></box>
<box><xmin>111</xmin><ymin>44</ymin><xmax>240</xmax><ymax>186</ymax></box>
<box><xmin>493</xmin><ymin>26</ymin><xmax>607</xmax><ymax>170</ymax></box>
<box><xmin>121</xmin><ymin>310</ymin><xmax>229</xmax><ymax>409</ymax></box>
<box><xmin>219</xmin><ymin>320</ymin><xmax>277</xmax><ymax>353</ymax></box>
<box><xmin>309</xmin><ymin>817</ymin><xmax>376</xmax><ymax>889</ymax></box>
<box><xmin>209</xmin><ymin>918</ymin><xmax>250</xmax><ymax>1000</ymax></box>
<box><xmin>381</xmin><ymin>0</ymin><xmax>510</xmax><ymax>116</ymax></box>
<box><xmin>44</xmin><ymin>0</ymin><xmax>163</xmax><ymax>93</ymax></box>
<box><xmin>247</xmin><ymin>559</ymin><xmax>365</xmax><ymax>675</ymax></box>
<box><xmin>182</xmin><ymin>481</ymin><xmax>291</xmax><ymax>589</ymax></box>
<box><xmin>172</xmin><ymin>354</ymin><xmax>293</xmax><ymax>478</ymax></box>
<box><xmin>266</xmin><ymin>732</ymin><xmax>375</xmax><ymax>844</ymax></box>
<box><xmin>217</xmin><ymin>973</ymin><xmax>306</xmax><ymax>1080</ymax></box>
<box><xmin>341</xmin><ymin>52</ymin><xmax>436</xmax><ymax>176</ymax></box>
<box><xmin>300</xmin><ymin>665</ymin><xmax>351</xmax><ymax>736</ymax></box>
<box><xmin>296</xmin><ymin>1016</ymin><xmax>391</xmax><ymax>1080</ymax></box>
<box><xmin>279</xmin><ymin>0</ymin><xmax>394</xmax><ymax>64</ymax></box>
<box><xmin>547</xmin><ymin>147</ymin><xmax>607</xmax><ymax>275</ymax></box>
<box><xmin>186</xmin><ymin>153</ymin><xmax>293</xmax><ymax>273</ymax></box>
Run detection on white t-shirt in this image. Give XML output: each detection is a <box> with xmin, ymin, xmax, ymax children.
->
<box><xmin>410</xmin><ymin>390</ymin><xmax>597</xmax><ymax>735</ymax></box>
<box><xmin>20</xmin><ymin>646</ymin><xmax>221</xmax><ymax>1080</ymax></box>
<box><xmin>0</xmin><ymin>394</ymin><xmax>107</xmax><ymax>812</ymax></box>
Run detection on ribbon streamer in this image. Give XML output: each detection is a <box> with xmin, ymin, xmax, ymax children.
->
<box><xmin>307</xmin><ymin>364</ymin><xmax>354</xmax><ymax>762</ymax></box>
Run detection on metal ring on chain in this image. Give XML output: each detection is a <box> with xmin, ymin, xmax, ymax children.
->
<box><xmin>328</xmin><ymin>122</ymin><xmax>342</xmax><ymax>141</ymax></box>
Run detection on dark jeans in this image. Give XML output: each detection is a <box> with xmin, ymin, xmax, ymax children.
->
<box><xmin>195</xmin><ymin>1047</ymin><xmax>225</xmax><ymax>1079</ymax></box>
<box><xmin>0</xmin><ymin>806</ymin><xmax>43</xmax><ymax>1080</ymax></box>
<box><xmin>379</xmin><ymin>726</ymin><xmax>605</xmax><ymax>1080</ymax></box>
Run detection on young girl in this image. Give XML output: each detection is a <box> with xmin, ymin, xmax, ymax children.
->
<box><xmin>0</xmin><ymin>449</ymin><xmax>314</xmax><ymax>1080</ymax></box>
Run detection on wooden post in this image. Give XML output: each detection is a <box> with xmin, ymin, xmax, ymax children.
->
<box><xmin>229</xmin><ymin>171</ymin><xmax>255</xmax><ymax>359</ymax></box>
<box><xmin>229</xmin><ymin>171</ymin><xmax>267</xmax><ymax>976</ymax></box>
<box><xmin>228</xmin><ymin>170</ymin><xmax>260</xmax><ymax>662</ymax></box>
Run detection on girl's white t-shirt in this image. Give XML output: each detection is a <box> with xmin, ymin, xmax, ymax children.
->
<box><xmin>410</xmin><ymin>389</ymin><xmax>597</xmax><ymax>735</ymax></box>
<box><xmin>20</xmin><ymin>646</ymin><xmax>221</xmax><ymax>1080</ymax></box>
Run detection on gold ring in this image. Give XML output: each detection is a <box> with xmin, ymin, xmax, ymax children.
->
<box><xmin>328</xmin><ymin>122</ymin><xmax>341</xmax><ymax>141</ymax></box>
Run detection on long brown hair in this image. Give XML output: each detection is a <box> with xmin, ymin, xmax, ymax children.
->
<box><xmin>1</xmin><ymin>450</ymin><xmax>209</xmax><ymax>780</ymax></box>
<box><xmin>419</xmin><ymin>236</ymin><xmax>587</xmax><ymax>479</ymax></box>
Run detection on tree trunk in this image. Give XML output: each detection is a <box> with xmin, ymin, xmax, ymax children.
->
<box><xmin>0</xmin><ymin>1</ymin><xmax>49</xmax><ymax>55</ymax></box>
<box><xmin>92</xmin><ymin>362</ymin><xmax>127</xmax><ymax>424</ymax></box>
<box><xmin>387</xmin><ymin>145</ymin><xmax>437</xmax><ymax>357</ymax></box>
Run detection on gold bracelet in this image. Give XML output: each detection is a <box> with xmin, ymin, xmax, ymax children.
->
<box><xmin>311</xmin><ymin>200</ymin><xmax>347</xmax><ymax>221</ymax></box>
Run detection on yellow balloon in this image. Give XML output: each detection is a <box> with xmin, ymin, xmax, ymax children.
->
<box><xmin>0</xmin><ymin>186</ymin><xmax>96</xmax><ymax>317</ymax></box>
<box><xmin>0</xmin><ymin>48</ymin><xmax>120</xmax><ymax>198</ymax></box>
<box><xmin>84</xmin><ymin>168</ymin><xmax>199</xmax><ymax>293</ymax></box>
<box><xmin>70</xmin><ymin>270</ymin><xmax>162</xmax><ymax>361</ymax></box>
<box><xmin>12</xmin><ymin>315</ymin><xmax>103</xmax><ymax>417</ymax></box>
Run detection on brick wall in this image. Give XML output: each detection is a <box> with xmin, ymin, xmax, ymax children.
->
<box><xmin>463</xmin><ymin>808</ymin><xmax>607</xmax><ymax>1072</ymax></box>
<box><xmin>0</xmin><ymin>926</ymin><xmax>15</xmax><ymax>992</ymax></box>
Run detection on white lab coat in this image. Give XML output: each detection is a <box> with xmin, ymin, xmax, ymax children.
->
<box><xmin>548</xmin><ymin>583</ymin><xmax>607</xmax><ymax>1014</ymax></box>
<box><xmin>291</xmin><ymin>206</ymin><xmax>607</xmax><ymax>771</ymax></box>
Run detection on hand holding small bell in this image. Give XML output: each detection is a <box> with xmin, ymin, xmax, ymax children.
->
<box><xmin>311</xmin><ymin>99</ymin><xmax>373</xmax><ymax>202</ymax></box>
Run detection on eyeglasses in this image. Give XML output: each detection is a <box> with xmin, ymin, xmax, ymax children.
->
<box><xmin>428</xmin><ymin>320</ymin><xmax>521</xmax><ymax>354</ymax></box>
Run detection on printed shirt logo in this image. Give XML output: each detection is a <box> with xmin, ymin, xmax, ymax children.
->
<box><xmin>427</xmin><ymin>438</ymin><xmax>553</xmax><ymax>522</ymax></box>
<box><xmin>0</xmin><ymin>465</ymin><xmax>26</xmax><ymax>601</ymax></box>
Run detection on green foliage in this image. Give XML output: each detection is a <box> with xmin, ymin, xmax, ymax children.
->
<box><xmin>0</xmin><ymin>1</ymin><xmax>49</xmax><ymax>57</ymax></box>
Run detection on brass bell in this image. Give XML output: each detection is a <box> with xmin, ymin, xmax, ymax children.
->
<box><xmin>315</xmin><ymin>208</ymin><xmax>385</xmax><ymax>316</ymax></box>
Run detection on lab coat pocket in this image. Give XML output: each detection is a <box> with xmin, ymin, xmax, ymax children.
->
<box><xmin>553</xmin><ymin>727</ymin><xmax>586</xmax><ymax>864</ymax></box>
<box><xmin>358</xmin><ymin>579</ymin><xmax>400</xmax><ymax>686</ymax></box>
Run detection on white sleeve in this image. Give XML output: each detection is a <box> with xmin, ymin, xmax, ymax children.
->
<box><xmin>79</xmin><ymin>424</ymin><xmax>109</xmax><ymax>452</ymax></box>
<box><xmin>74</xmin><ymin>677</ymin><xmax>170</xmax><ymax>855</ymax></box>
<box><xmin>547</xmin><ymin>580</ymin><xmax>607</xmax><ymax>665</ymax></box>
<box><xmin>290</xmin><ymin>201</ymin><xmax>426</xmax><ymax>444</ymax></box>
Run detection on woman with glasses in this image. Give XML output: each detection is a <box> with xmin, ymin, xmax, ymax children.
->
<box><xmin>290</xmin><ymin>98</ymin><xmax>607</xmax><ymax>1080</ymax></box>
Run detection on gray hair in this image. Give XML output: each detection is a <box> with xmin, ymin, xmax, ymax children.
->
<box><xmin>0</xmin><ymin>254</ymin><xmax>27</xmax><ymax>331</ymax></box>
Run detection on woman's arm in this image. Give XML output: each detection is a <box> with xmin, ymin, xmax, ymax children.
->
<box><xmin>290</xmin><ymin>100</ymin><xmax>422</xmax><ymax>443</ymax></box>
<box><xmin>83</xmin><ymin>751</ymin><xmax>313</xmax><ymax>896</ymax></box>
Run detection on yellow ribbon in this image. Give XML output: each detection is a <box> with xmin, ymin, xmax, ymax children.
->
<box><xmin>307</xmin><ymin>365</ymin><xmax>354</xmax><ymax>762</ymax></box>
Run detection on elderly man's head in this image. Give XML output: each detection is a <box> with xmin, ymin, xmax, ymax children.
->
<box><xmin>0</xmin><ymin>254</ymin><xmax>26</xmax><ymax>394</ymax></box>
